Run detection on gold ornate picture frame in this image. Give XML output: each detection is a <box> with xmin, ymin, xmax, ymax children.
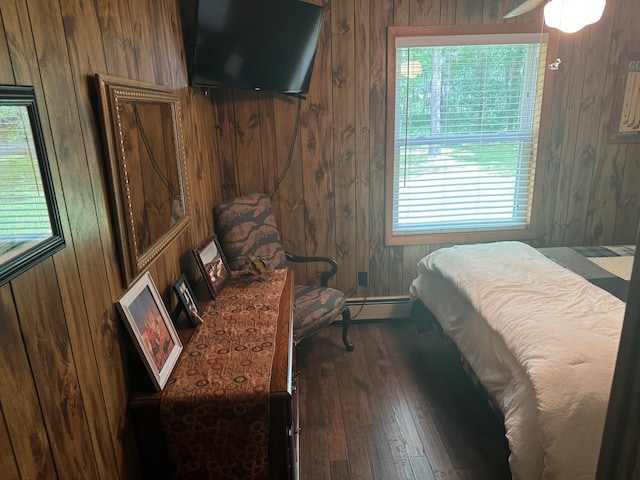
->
<box><xmin>95</xmin><ymin>74</ymin><xmax>191</xmax><ymax>286</ymax></box>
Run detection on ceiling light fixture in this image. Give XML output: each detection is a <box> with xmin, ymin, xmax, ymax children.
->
<box><xmin>543</xmin><ymin>0</ymin><xmax>606</xmax><ymax>33</ymax></box>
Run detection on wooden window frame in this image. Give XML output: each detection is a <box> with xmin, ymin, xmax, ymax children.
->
<box><xmin>384</xmin><ymin>24</ymin><xmax>558</xmax><ymax>246</ymax></box>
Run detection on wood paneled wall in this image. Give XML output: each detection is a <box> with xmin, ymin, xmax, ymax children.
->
<box><xmin>214</xmin><ymin>0</ymin><xmax>640</xmax><ymax>299</ymax></box>
<box><xmin>0</xmin><ymin>0</ymin><xmax>221</xmax><ymax>478</ymax></box>
<box><xmin>0</xmin><ymin>0</ymin><xmax>638</xmax><ymax>478</ymax></box>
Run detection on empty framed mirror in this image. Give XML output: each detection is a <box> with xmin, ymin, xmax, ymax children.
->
<box><xmin>0</xmin><ymin>85</ymin><xmax>65</xmax><ymax>286</ymax></box>
<box><xmin>95</xmin><ymin>75</ymin><xmax>191</xmax><ymax>287</ymax></box>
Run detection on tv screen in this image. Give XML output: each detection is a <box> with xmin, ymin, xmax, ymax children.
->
<box><xmin>188</xmin><ymin>0</ymin><xmax>324</xmax><ymax>94</ymax></box>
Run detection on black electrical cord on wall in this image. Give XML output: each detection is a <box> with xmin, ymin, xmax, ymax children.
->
<box><xmin>269</xmin><ymin>95</ymin><xmax>302</xmax><ymax>198</ymax></box>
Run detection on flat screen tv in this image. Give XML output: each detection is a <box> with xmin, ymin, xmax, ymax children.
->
<box><xmin>187</xmin><ymin>0</ymin><xmax>324</xmax><ymax>95</ymax></box>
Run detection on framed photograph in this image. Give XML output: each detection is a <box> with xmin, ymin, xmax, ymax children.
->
<box><xmin>610</xmin><ymin>54</ymin><xmax>640</xmax><ymax>143</ymax></box>
<box><xmin>116</xmin><ymin>271</ymin><xmax>183</xmax><ymax>391</ymax></box>
<box><xmin>193</xmin><ymin>233</ymin><xmax>231</xmax><ymax>299</ymax></box>
<box><xmin>173</xmin><ymin>274</ymin><xmax>202</xmax><ymax>326</ymax></box>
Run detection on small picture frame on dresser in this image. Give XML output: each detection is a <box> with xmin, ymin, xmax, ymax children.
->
<box><xmin>116</xmin><ymin>272</ymin><xmax>183</xmax><ymax>391</ymax></box>
<box><xmin>193</xmin><ymin>233</ymin><xmax>231</xmax><ymax>299</ymax></box>
<box><xmin>172</xmin><ymin>274</ymin><xmax>202</xmax><ymax>327</ymax></box>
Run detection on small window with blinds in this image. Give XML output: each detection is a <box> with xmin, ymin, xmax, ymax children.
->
<box><xmin>0</xmin><ymin>105</ymin><xmax>52</xmax><ymax>241</ymax></box>
<box><xmin>0</xmin><ymin>85</ymin><xmax>64</xmax><ymax>286</ymax></box>
<box><xmin>385</xmin><ymin>26</ymin><xmax>556</xmax><ymax>245</ymax></box>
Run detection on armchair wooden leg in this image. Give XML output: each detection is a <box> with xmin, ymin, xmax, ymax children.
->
<box><xmin>341</xmin><ymin>307</ymin><xmax>354</xmax><ymax>351</ymax></box>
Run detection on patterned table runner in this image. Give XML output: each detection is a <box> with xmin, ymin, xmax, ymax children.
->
<box><xmin>160</xmin><ymin>269</ymin><xmax>287</xmax><ymax>479</ymax></box>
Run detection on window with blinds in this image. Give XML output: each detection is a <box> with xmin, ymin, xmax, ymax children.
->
<box><xmin>0</xmin><ymin>105</ymin><xmax>52</xmax><ymax>245</ymax></box>
<box><xmin>386</xmin><ymin>27</ymin><xmax>552</xmax><ymax>244</ymax></box>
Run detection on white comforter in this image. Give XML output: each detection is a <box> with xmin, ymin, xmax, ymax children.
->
<box><xmin>410</xmin><ymin>241</ymin><xmax>625</xmax><ymax>479</ymax></box>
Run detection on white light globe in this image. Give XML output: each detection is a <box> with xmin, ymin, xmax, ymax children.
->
<box><xmin>544</xmin><ymin>0</ymin><xmax>606</xmax><ymax>33</ymax></box>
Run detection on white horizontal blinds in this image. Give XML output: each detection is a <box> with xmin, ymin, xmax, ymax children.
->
<box><xmin>392</xmin><ymin>33</ymin><xmax>547</xmax><ymax>235</ymax></box>
<box><xmin>0</xmin><ymin>105</ymin><xmax>52</xmax><ymax>244</ymax></box>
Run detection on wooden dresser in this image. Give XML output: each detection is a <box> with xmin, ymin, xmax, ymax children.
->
<box><xmin>131</xmin><ymin>270</ymin><xmax>298</xmax><ymax>479</ymax></box>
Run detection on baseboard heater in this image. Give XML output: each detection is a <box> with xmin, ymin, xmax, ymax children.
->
<box><xmin>345</xmin><ymin>295</ymin><xmax>412</xmax><ymax>321</ymax></box>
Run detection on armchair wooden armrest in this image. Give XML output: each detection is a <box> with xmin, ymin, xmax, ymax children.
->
<box><xmin>284</xmin><ymin>252</ymin><xmax>338</xmax><ymax>287</ymax></box>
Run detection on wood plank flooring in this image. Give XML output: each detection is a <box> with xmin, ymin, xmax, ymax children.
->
<box><xmin>296</xmin><ymin>319</ymin><xmax>512</xmax><ymax>480</ymax></box>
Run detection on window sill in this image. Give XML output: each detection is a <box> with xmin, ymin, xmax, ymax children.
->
<box><xmin>385</xmin><ymin>226</ymin><xmax>538</xmax><ymax>246</ymax></box>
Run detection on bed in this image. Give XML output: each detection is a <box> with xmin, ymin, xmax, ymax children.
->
<box><xmin>409</xmin><ymin>241</ymin><xmax>635</xmax><ymax>480</ymax></box>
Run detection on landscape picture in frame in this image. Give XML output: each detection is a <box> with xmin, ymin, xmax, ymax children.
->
<box><xmin>116</xmin><ymin>271</ymin><xmax>182</xmax><ymax>390</ymax></box>
<box><xmin>193</xmin><ymin>233</ymin><xmax>231</xmax><ymax>299</ymax></box>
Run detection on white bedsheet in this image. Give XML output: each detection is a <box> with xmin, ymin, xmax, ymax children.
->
<box><xmin>411</xmin><ymin>268</ymin><xmax>544</xmax><ymax>479</ymax></box>
<box><xmin>409</xmin><ymin>241</ymin><xmax>625</xmax><ymax>480</ymax></box>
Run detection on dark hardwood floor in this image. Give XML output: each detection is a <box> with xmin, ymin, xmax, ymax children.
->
<box><xmin>296</xmin><ymin>319</ymin><xmax>512</xmax><ymax>480</ymax></box>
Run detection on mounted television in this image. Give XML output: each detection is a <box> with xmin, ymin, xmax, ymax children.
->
<box><xmin>186</xmin><ymin>0</ymin><xmax>324</xmax><ymax>95</ymax></box>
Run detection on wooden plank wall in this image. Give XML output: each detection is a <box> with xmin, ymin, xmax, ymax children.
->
<box><xmin>0</xmin><ymin>0</ymin><xmax>638</xmax><ymax>478</ymax></box>
<box><xmin>214</xmin><ymin>0</ymin><xmax>640</xmax><ymax>299</ymax></box>
<box><xmin>0</xmin><ymin>0</ymin><xmax>222</xmax><ymax>478</ymax></box>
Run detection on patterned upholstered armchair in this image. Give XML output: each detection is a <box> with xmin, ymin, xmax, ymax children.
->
<box><xmin>213</xmin><ymin>193</ymin><xmax>353</xmax><ymax>351</ymax></box>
